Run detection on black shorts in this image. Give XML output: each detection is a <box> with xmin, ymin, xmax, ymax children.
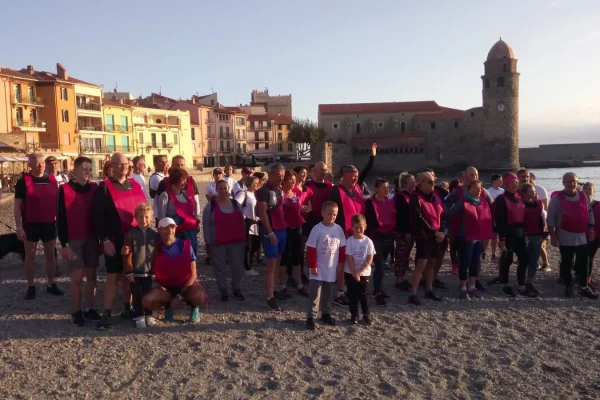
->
<box><xmin>23</xmin><ymin>222</ymin><xmax>56</xmax><ymax>243</ymax></box>
<box><xmin>415</xmin><ymin>238</ymin><xmax>441</xmax><ymax>260</ymax></box>
<box><xmin>302</xmin><ymin>215</ymin><xmax>321</xmax><ymax>237</ymax></box>
<box><xmin>164</xmin><ymin>285</ymin><xmax>184</xmax><ymax>298</ymax></box>
<box><xmin>282</xmin><ymin>227</ymin><xmax>303</xmax><ymax>266</ymax></box>
<box><xmin>104</xmin><ymin>235</ymin><xmax>125</xmax><ymax>274</ymax></box>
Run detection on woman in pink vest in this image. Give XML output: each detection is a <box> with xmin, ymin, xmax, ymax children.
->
<box><xmin>365</xmin><ymin>178</ymin><xmax>396</xmax><ymax>306</ymax></box>
<box><xmin>520</xmin><ymin>183</ymin><xmax>546</xmax><ymax>298</ymax></box>
<box><xmin>446</xmin><ymin>179</ymin><xmax>493</xmax><ymax>300</ymax></box>
<box><xmin>142</xmin><ymin>218</ymin><xmax>206</xmax><ymax>322</ymax></box>
<box><xmin>583</xmin><ymin>182</ymin><xmax>599</xmax><ymax>290</ymax></box>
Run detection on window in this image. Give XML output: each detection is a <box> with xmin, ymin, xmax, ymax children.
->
<box><xmin>278</xmin><ymin>124</ymin><xmax>283</xmax><ymax>130</ymax></box>
<box><xmin>503</xmin><ymin>63</ymin><xmax>507</xmax><ymax>72</ymax></box>
<box><xmin>356</xmin><ymin>123</ymin><xmax>361</xmax><ymax>134</ymax></box>
<box><xmin>237</xmin><ymin>144</ymin><xmax>241</xmax><ymax>153</ymax></box>
<box><xmin>138</xmin><ymin>132</ymin><xmax>144</xmax><ymax>144</ymax></box>
<box><xmin>105</xmin><ymin>114</ymin><xmax>115</xmax><ymax>131</ymax></box>
<box><xmin>470</xmin><ymin>111</ymin><xmax>475</xmax><ymax>117</ymax></box>
<box><xmin>28</xmin><ymin>86</ymin><xmax>35</xmax><ymax>101</ymax></box>
<box><xmin>121</xmin><ymin>136</ymin><xmax>130</xmax><ymax>152</ymax></box>
<box><xmin>243</xmin><ymin>144</ymin><xmax>247</xmax><ymax>153</ymax></box>
<box><xmin>107</xmin><ymin>135</ymin><xmax>116</xmax><ymax>152</ymax></box>
<box><xmin>400</xmin><ymin>122</ymin><xmax>406</xmax><ymax>132</ymax></box>
<box><xmin>265</xmin><ymin>143</ymin><xmax>269</xmax><ymax>150</ymax></box>
<box><xmin>288</xmin><ymin>143</ymin><xmax>293</xmax><ymax>152</ymax></box>
<box><xmin>151</xmin><ymin>133</ymin><xmax>157</xmax><ymax>148</ymax></box>
<box><xmin>120</xmin><ymin>116</ymin><xmax>128</xmax><ymax>131</ymax></box>
<box><xmin>174</xmin><ymin>134</ymin><xmax>178</xmax><ymax>145</ymax></box>
<box><xmin>15</xmin><ymin>107</ymin><xmax>23</xmax><ymax>123</ymax></box>
<box><xmin>208</xmin><ymin>142</ymin><xmax>213</xmax><ymax>152</ymax></box>
<box><xmin>62</xmin><ymin>133</ymin><xmax>70</xmax><ymax>145</ymax></box>
<box><xmin>191</xmin><ymin>127</ymin><xmax>196</xmax><ymax>140</ymax></box>
<box><xmin>236</xmin><ymin>117</ymin><xmax>245</xmax><ymax>125</ymax></box>
<box><xmin>226</xmin><ymin>141</ymin><xmax>231</xmax><ymax>151</ymax></box>
<box><xmin>497</xmin><ymin>77</ymin><xmax>505</xmax><ymax>87</ymax></box>
<box><xmin>62</xmin><ymin>110</ymin><xmax>69</xmax><ymax>122</ymax></box>
<box><xmin>14</xmin><ymin>84</ymin><xmax>22</xmax><ymax>102</ymax></box>
<box><xmin>254</xmin><ymin>132</ymin><xmax>259</xmax><ymax>141</ymax></box>
<box><xmin>226</xmin><ymin>127</ymin><xmax>230</xmax><ymax>137</ymax></box>
<box><xmin>254</xmin><ymin>143</ymin><xmax>259</xmax><ymax>150</ymax></box>
<box><xmin>60</xmin><ymin>88</ymin><xmax>68</xmax><ymax>100</ymax></box>
<box><xmin>277</xmin><ymin>132</ymin><xmax>282</xmax><ymax>142</ymax></box>
<box><xmin>29</xmin><ymin>109</ymin><xmax>37</xmax><ymax>122</ymax></box>
<box><xmin>161</xmin><ymin>134</ymin><xmax>167</xmax><ymax>148</ymax></box>
<box><xmin>206</xmin><ymin>111</ymin><xmax>211</xmax><ymax>119</ymax></box>
<box><xmin>220</xmin><ymin>141</ymin><xmax>224</xmax><ymax>151</ymax></box>
<box><xmin>454</xmin><ymin>121</ymin><xmax>459</xmax><ymax>128</ymax></box>
<box><xmin>485</xmin><ymin>79</ymin><xmax>490</xmax><ymax>89</ymax></box>
<box><xmin>219</xmin><ymin>126</ymin><xmax>223</xmax><ymax>137</ymax></box>
<box><xmin>430</xmin><ymin>122</ymin><xmax>436</xmax><ymax>129</ymax></box>
<box><xmin>278</xmin><ymin>143</ymin><xmax>283</xmax><ymax>152</ymax></box>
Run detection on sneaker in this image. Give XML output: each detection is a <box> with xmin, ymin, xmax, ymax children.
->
<box><xmin>145</xmin><ymin>316</ymin><xmax>157</xmax><ymax>326</ymax></box>
<box><xmin>96</xmin><ymin>313</ymin><xmax>113</xmax><ymax>331</ymax></box>
<box><xmin>408</xmin><ymin>294</ymin><xmax>421</xmax><ymax>306</ymax></box>
<box><xmin>306</xmin><ymin>318</ymin><xmax>316</xmax><ymax>330</ymax></box>
<box><xmin>518</xmin><ymin>286</ymin><xmax>538</xmax><ymax>298</ymax></box>
<box><xmin>565</xmin><ymin>284</ymin><xmax>574</xmax><ymax>297</ymax></box>
<box><xmin>71</xmin><ymin>311</ymin><xmax>85</xmax><ymax>327</ymax></box>
<box><xmin>349</xmin><ymin>314</ymin><xmax>359</xmax><ymax>325</ymax></box>
<box><xmin>525</xmin><ymin>283</ymin><xmax>540</xmax><ymax>296</ymax></box>
<box><xmin>267</xmin><ymin>297</ymin><xmax>282</xmax><ymax>311</ymax></box>
<box><xmin>374</xmin><ymin>292</ymin><xmax>387</xmax><ymax>307</ymax></box>
<box><xmin>164</xmin><ymin>308</ymin><xmax>174</xmax><ymax>322</ymax></box>
<box><xmin>579</xmin><ymin>286</ymin><xmax>599</xmax><ymax>299</ymax></box>
<box><xmin>232</xmin><ymin>289</ymin><xmax>245</xmax><ymax>301</ymax></box>
<box><xmin>468</xmin><ymin>288</ymin><xmax>484</xmax><ymax>299</ymax></box>
<box><xmin>502</xmin><ymin>286</ymin><xmax>516</xmax><ymax>298</ymax></box>
<box><xmin>83</xmin><ymin>309</ymin><xmax>102</xmax><ymax>322</ymax></box>
<box><xmin>459</xmin><ymin>290</ymin><xmax>470</xmax><ymax>300</ymax></box>
<box><xmin>541</xmin><ymin>265</ymin><xmax>551</xmax><ymax>273</ymax></box>
<box><xmin>24</xmin><ymin>286</ymin><xmax>36</xmax><ymax>300</ymax></box>
<box><xmin>424</xmin><ymin>290</ymin><xmax>442</xmax><ymax>302</ymax></box>
<box><xmin>433</xmin><ymin>279</ymin><xmax>447</xmax><ymax>290</ymax></box>
<box><xmin>280</xmin><ymin>288</ymin><xmax>293</xmax><ymax>299</ymax></box>
<box><xmin>46</xmin><ymin>283</ymin><xmax>64</xmax><ymax>296</ymax></box>
<box><xmin>320</xmin><ymin>313</ymin><xmax>336</xmax><ymax>326</ymax></box>
<box><xmin>189</xmin><ymin>307</ymin><xmax>201</xmax><ymax>322</ymax></box>
<box><xmin>134</xmin><ymin>317</ymin><xmax>146</xmax><ymax>329</ymax></box>
<box><xmin>488</xmin><ymin>277</ymin><xmax>502</xmax><ymax>286</ymax></box>
<box><xmin>475</xmin><ymin>280</ymin><xmax>486</xmax><ymax>292</ymax></box>
<box><xmin>334</xmin><ymin>293</ymin><xmax>350</xmax><ymax>307</ymax></box>
<box><xmin>245</xmin><ymin>268</ymin><xmax>259</xmax><ymax>277</ymax></box>
<box><xmin>395</xmin><ymin>280</ymin><xmax>411</xmax><ymax>291</ymax></box>
<box><xmin>273</xmin><ymin>290</ymin><xmax>287</xmax><ymax>301</ymax></box>
<box><xmin>451</xmin><ymin>264</ymin><xmax>458</xmax><ymax>274</ymax></box>
<box><xmin>537</xmin><ymin>264</ymin><xmax>544</xmax><ymax>271</ymax></box>
<box><xmin>381</xmin><ymin>291</ymin><xmax>391</xmax><ymax>299</ymax></box>
<box><xmin>297</xmin><ymin>287</ymin><xmax>309</xmax><ymax>297</ymax></box>
<box><xmin>221</xmin><ymin>290</ymin><xmax>229</xmax><ymax>302</ymax></box>
<box><xmin>363</xmin><ymin>315</ymin><xmax>373</xmax><ymax>326</ymax></box>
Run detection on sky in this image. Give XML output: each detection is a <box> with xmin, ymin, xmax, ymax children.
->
<box><xmin>0</xmin><ymin>0</ymin><xmax>598</xmax><ymax>147</ymax></box>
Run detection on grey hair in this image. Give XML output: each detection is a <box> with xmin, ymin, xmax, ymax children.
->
<box><xmin>28</xmin><ymin>153</ymin><xmax>44</xmax><ymax>163</ymax></box>
<box><xmin>269</xmin><ymin>163</ymin><xmax>284</xmax><ymax>172</ymax></box>
<box><xmin>563</xmin><ymin>172</ymin><xmax>578</xmax><ymax>180</ymax></box>
<box><xmin>340</xmin><ymin>165</ymin><xmax>358</xmax><ymax>174</ymax></box>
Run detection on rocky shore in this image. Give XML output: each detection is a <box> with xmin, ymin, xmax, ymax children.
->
<box><xmin>1</xmin><ymin>184</ymin><xmax>600</xmax><ymax>399</ymax></box>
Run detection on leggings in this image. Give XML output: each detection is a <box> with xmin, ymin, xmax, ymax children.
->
<box><xmin>130</xmin><ymin>277</ymin><xmax>153</xmax><ymax>319</ymax></box>
<box><xmin>449</xmin><ymin>238</ymin><xmax>459</xmax><ymax>266</ymax></box>
<box><xmin>393</xmin><ymin>232</ymin><xmax>413</xmax><ymax>278</ymax></box>
<box><xmin>372</xmin><ymin>234</ymin><xmax>394</xmax><ymax>292</ymax></box>
<box><xmin>455</xmin><ymin>238</ymin><xmax>482</xmax><ymax>281</ymax></box>
<box><xmin>500</xmin><ymin>235</ymin><xmax>528</xmax><ymax>286</ymax></box>
<box><xmin>244</xmin><ymin>219</ymin><xmax>261</xmax><ymax>270</ymax></box>
<box><xmin>525</xmin><ymin>235</ymin><xmax>543</xmax><ymax>280</ymax></box>
<box><xmin>344</xmin><ymin>273</ymin><xmax>369</xmax><ymax>316</ymax></box>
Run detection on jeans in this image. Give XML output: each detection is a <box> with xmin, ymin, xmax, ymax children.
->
<box><xmin>500</xmin><ymin>235</ymin><xmax>528</xmax><ymax>286</ymax></box>
<box><xmin>525</xmin><ymin>235</ymin><xmax>543</xmax><ymax>279</ymax></box>
<box><xmin>372</xmin><ymin>234</ymin><xmax>394</xmax><ymax>292</ymax></box>
<box><xmin>559</xmin><ymin>245</ymin><xmax>588</xmax><ymax>287</ymax></box>
<box><xmin>344</xmin><ymin>273</ymin><xmax>369</xmax><ymax>316</ymax></box>
<box><xmin>455</xmin><ymin>238</ymin><xmax>482</xmax><ymax>281</ymax></box>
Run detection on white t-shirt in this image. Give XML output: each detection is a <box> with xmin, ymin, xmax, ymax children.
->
<box><xmin>535</xmin><ymin>184</ymin><xmax>548</xmax><ymax>201</ymax></box>
<box><xmin>235</xmin><ymin>190</ymin><xmax>258</xmax><ymax>235</ymax></box>
<box><xmin>224</xmin><ymin>176</ymin><xmax>237</xmax><ymax>192</ymax></box>
<box><xmin>487</xmin><ymin>186</ymin><xmax>505</xmax><ymax>200</ymax></box>
<box><xmin>306</xmin><ymin>222</ymin><xmax>346</xmax><ymax>283</ymax></box>
<box><xmin>344</xmin><ymin>236</ymin><xmax>376</xmax><ymax>276</ymax></box>
<box><xmin>232</xmin><ymin>180</ymin><xmax>246</xmax><ymax>197</ymax></box>
<box><xmin>205</xmin><ymin>181</ymin><xmax>218</xmax><ymax>197</ymax></box>
<box><xmin>149</xmin><ymin>172</ymin><xmax>165</xmax><ymax>215</ymax></box>
<box><xmin>131</xmin><ymin>173</ymin><xmax>146</xmax><ymax>193</ymax></box>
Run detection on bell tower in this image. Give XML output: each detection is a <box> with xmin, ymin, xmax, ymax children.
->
<box><xmin>480</xmin><ymin>38</ymin><xmax>520</xmax><ymax>171</ymax></box>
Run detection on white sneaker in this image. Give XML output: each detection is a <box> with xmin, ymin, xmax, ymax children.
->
<box><xmin>245</xmin><ymin>268</ymin><xmax>259</xmax><ymax>277</ymax></box>
<box><xmin>134</xmin><ymin>317</ymin><xmax>146</xmax><ymax>329</ymax></box>
<box><xmin>145</xmin><ymin>316</ymin><xmax>157</xmax><ymax>327</ymax></box>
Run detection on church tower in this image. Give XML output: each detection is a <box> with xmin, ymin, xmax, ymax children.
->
<box><xmin>480</xmin><ymin>39</ymin><xmax>520</xmax><ymax>171</ymax></box>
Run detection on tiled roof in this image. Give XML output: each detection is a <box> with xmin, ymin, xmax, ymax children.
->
<box><xmin>0</xmin><ymin>68</ymin><xmax>38</xmax><ymax>81</ymax></box>
<box><xmin>247</xmin><ymin>114</ymin><xmax>272</xmax><ymax>121</ymax></box>
<box><xmin>319</xmin><ymin>101</ymin><xmax>441</xmax><ymax>115</ymax></box>
<box><xmin>415</xmin><ymin>107</ymin><xmax>466</xmax><ymax>121</ymax></box>
<box><xmin>103</xmin><ymin>99</ymin><xmax>132</xmax><ymax>108</ymax></box>
<box><xmin>0</xmin><ymin>66</ymin><xmax>98</xmax><ymax>86</ymax></box>
<box><xmin>269</xmin><ymin>114</ymin><xmax>294</xmax><ymax>124</ymax></box>
<box><xmin>224</xmin><ymin>106</ymin><xmax>243</xmax><ymax>113</ymax></box>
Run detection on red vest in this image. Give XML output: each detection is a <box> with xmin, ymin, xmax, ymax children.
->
<box><xmin>62</xmin><ymin>182</ymin><xmax>98</xmax><ymax>240</ymax></box>
<box><xmin>167</xmin><ymin>189</ymin><xmax>197</xmax><ymax>231</ymax></box>
<box><xmin>371</xmin><ymin>197</ymin><xmax>396</xmax><ymax>234</ymax></box>
<box><xmin>105</xmin><ymin>179</ymin><xmax>147</xmax><ymax>234</ymax></box>
<box><xmin>24</xmin><ymin>174</ymin><xmax>58</xmax><ymax>223</ymax></box>
<box><xmin>503</xmin><ymin>192</ymin><xmax>526</xmax><ymax>224</ymax></box>
<box><xmin>524</xmin><ymin>199</ymin><xmax>543</xmax><ymax>235</ymax></box>
<box><xmin>163</xmin><ymin>176</ymin><xmax>195</xmax><ymax>199</ymax></box>
<box><xmin>463</xmin><ymin>199</ymin><xmax>494</xmax><ymax>241</ymax></box>
<box><xmin>413</xmin><ymin>191</ymin><xmax>443</xmax><ymax>237</ymax></box>
<box><xmin>337</xmin><ymin>184</ymin><xmax>366</xmax><ymax>235</ymax></box>
<box><xmin>213</xmin><ymin>200</ymin><xmax>246</xmax><ymax>246</ymax></box>
<box><xmin>283</xmin><ymin>192</ymin><xmax>305</xmax><ymax>228</ymax></box>
<box><xmin>551</xmin><ymin>191</ymin><xmax>560</xmax><ymax>199</ymax></box>
<box><xmin>592</xmin><ymin>201</ymin><xmax>600</xmax><ymax>238</ymax></box>
<box><xmin>154</xmin><ymin>239</ymin><xmax>192</xmax><ymax>287</ymax></box>
<box><xmin>558</xmin><ymin>191</ymin><xmax>588</xmax><ymax>233</ymax></box>
<box><xmin>305</xmin><ymin>180</ymin><xmax>333</xmax><ymax>217</ymax></box>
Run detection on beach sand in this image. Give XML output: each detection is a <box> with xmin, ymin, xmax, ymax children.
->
<box><xmin>1</xmin><ymin>181</ymin><xmax>600</xmax><ymax>399</ymax></box>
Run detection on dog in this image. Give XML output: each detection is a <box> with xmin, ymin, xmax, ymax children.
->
<box><xmin>0</xmin><ymin>233</ymin><xmax>26</xmax><ymax>261</ymax></box>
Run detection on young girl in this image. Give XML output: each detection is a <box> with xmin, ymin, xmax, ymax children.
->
<box><xmin>344</xmin><ymin>214</ymin><xmax>376</xmax><ymax>325</ymax></box>
<box><xmin>123</xmin><ymin>203</ymin><xmax>159</xmax><ymax>328</ymax></box>
<box><xmin>235</xmin><ymin>175</ymin><xmax>261</xmax><ymax>277</ymax></box>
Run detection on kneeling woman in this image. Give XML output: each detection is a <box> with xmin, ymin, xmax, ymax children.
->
<box><xmin>142</xmin><ymin>218</ymin><xmax>206</xmax><ymax>322</ymax></box>
<box><xmin>521</xmin><ymin>183</ymin><xmax>545</xmax><ymax>297</ymax></box>
<box><xmin>446</xmin><ymin>179</ymin><xmax>493</xmax><ymax>300</ymax></box>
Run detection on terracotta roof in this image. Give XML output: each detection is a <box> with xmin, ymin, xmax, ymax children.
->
<box><xmin>319</xmin><ymin>101</ymin><xmax>440</xmax><ymax>115</ymax></box>
<box><xmin>32</xmin><ymin>71</ymin><xmax>97</xmax><ymax>86</ymax></box>
<box><xmin>247</xmin><ymin>114</ymin><xmax>272</xmax><ymax>121</ymax></box>
<box><xmin>150</xmin><ymin>93</ymin><xmax>177</xmax><ymax>103</ymax></box>
<box><xmin>0</xmin><ymin>68</ymin><xmax>38</xmax><ymax>81</ymax></box>
<box><xmin>415</xmin><ymin>107</ymin><xmax>466</xmax><ymax>121</ymax></box>
<box><xmin>270</xmin><ymin>114</ymin><xmax>294</xmax><ymax>124</ymax></box>
<box><xmin>103</xmin><ymin>99</ymin><xmax>132</xmax><ymax>108</ymax></box>
<box><xmin>224</xmin><ymin>106</ymin><xmax>243</xmax><ymax>113</ymax></box>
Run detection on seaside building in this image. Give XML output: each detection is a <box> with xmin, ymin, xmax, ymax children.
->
<box><xmin>250</xmin><ymin>89</ymin><xmax>292</xmax><ymax>118</ymax></box>
<box><xmin>246</xmin><ymin>113</ymin><xmax>295</xmax><ymax>163</ymax></box>
<box><xmin>169</xmin><ymin>97</ymin><xmax>214</xmax><ymax>168</ymax></box>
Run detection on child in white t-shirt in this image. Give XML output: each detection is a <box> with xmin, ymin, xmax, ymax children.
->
<box><xmin>305</xmin><ymin>201</ymin><xmax>346</xmax><ymax>330</ymax></box>
<box><xmin>344</xmin><ymin>214</ymin><xmax>376</xmax><ymax>325</ymax></box>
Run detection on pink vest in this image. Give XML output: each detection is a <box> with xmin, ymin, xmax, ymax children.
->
<box><xmin>413</xmin><ymin>191</ymin><xmax>443</xmax><ymax>237</ymax></box>
<box><xmin>284</xmin><ymin>192</ymin><xmax>305</xmax><ymax>228</ymax></box>
<box><xmin>305</xmin><ymin>180</ymin><xmax>333</xmax><ymax>218</ymax></box>
<box><xmin>558</xmin><ymin>191</ymin><xmax>588</xmax><ymax>233</ymax></box>
<box><xmin>503</xmin><ymin>193</ymin><xmax>526</xmax><ymax>224</ymax></box>
<box><xmin>524</xmin><ymin>199</ymin><xmax>543</xmax><ymax>235</ymax></box>
<box><xmin>213</xmin><ymin>201</ymin><xmax>246</xmax><ymax>246</ymax></box>
<box><xmin>105</xmin><ymin>179</ymin><xmax>147</xmax><ymax>234</ymax></box>
<box><xmin>338</xmin><ymin>184</ymin><xmax>366</xmax><ymax>236</ymax></box>
<box><xmin>24</xmin><ymin>174</ymin><xmax>58</xmax><ymax>223</ymax></box>
<box><xmin>371</xmin><ymin>197</ymin><xmax>396</xmax><ymax>234</ymax></box>
<box><xmin>463</xmin><ymin>199</ymin><xmax>494</xmax><ymax>241</ymax></box>
<box><xmin>62</xmin><ymin>182</ymin><xmax>98</xmax><ymax>240</ymax></box>
<box><xmin>154</xmin><ymin>239</ymin><xmax>191</xmax><ymax>287</ymax></box>
<box><xmin>163</xmin><ymin>176</ymin><xmax>195</xmax><ymax>199</ymax></box>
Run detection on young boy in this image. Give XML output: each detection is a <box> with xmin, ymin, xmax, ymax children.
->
<box><xmin>123</xmin><ymin>203</ymin><xmax>159</xmax><ymax>328</ymax></box>
<box><xmin>344</xmin><ymin>214</ymin><xmax>376</xmax><ymax>325</ymax></box>
<box><xmin>305</xmin><ymin>201</ymin><xmax>347</xmax><ymax>330</ymax></box>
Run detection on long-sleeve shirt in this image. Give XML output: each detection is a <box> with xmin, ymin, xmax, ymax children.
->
<box><xmin>56</xmin><ymin>180</ymin><xmax>95</xmax><ymax>246</ymax></box>
<box><xmin>409</xmin><ymin>189</ymin><xmax>446</xmax><ymax>238</ymax></box>
<box><xmin>494</xmin><ymin>191</ymin><xmax>524</xmax><ymax>240</ymax></box>
<box><xmin>92</xmin><ymin>177</ymin><xmax>132</xmax><ymax>242</ymax></box>
<box><xmin>547</xmin><ymin>191</ymin><xmax>594</xmax><ymax>246</ymax></box>
<box><xmin>155</xmin><ymin>190</ymin><xmax>201</xmax><ymax>221</ymax></box>
<box><xmin>394</xmin><ymin>190</ymin><xmax>411</xmax><ymax>234</ymax></box>
<box><xmin>202</xmin><ymin>199</ymin><xmax>244</xmax><ymax>246</ymax></box>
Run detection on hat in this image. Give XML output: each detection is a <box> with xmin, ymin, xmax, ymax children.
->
<box><xmin>503</xmin><ymin>173</ymin><xmax>518</xmax><ymax>188</ymax></box>
<box><xmin>45</xmin><ymin>156</ymin><xmax>57</xmax><ymax>162</ymax></box>
<box><xmin>241</xmin><ymin>167</ymin><xmax>253</xmax><ymax>175</ymax></box>
<box><xmin>157</xmin><ymin>217</ymin><xmax>177</xmax><ymax>228</ymax></box>
<box><xmin>213</xmin><ymin>168</ymin><xmax>223</xmax><ymax>174</ymax></box>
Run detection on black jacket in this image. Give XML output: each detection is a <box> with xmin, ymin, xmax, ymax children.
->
<box><xmin>409</xmin><ymin>188</ymin><xmax>446</xmax><ymax>238</ymax></box>
<box><xmin>92</xmin><ymin>177</ymin><xmax>133</xmax><ymax>242</ymax></box>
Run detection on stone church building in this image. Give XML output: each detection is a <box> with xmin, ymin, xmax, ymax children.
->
<box><xmin>317</xmin><ymin>39</ymin><xmax>520</xmax><ymax>174</ymax></box>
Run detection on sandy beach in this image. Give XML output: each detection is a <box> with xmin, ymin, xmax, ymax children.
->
<box><xmin>1</xmin><ymin>180</ymin><xmax>600</xmax><ymax>399</ymax></box>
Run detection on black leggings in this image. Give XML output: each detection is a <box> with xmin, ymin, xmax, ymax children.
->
<box><xmin>344</xmin><ymin>273</ymin><xmax>369</xmax><ymax>316</ymax></box>
<box><xmin>500</xmin><ymin>235</ymin><xmax>528</xmax><ymax>286</ymax></box>
<box><xmin>130</xmin><ymin>277</ymin><xmax>153</xmax><ymax>318</ymax></box>
<box><xmin>560</xmin><ymin>245</ymin><xmax>589</xmax><ymax>287</ymax></box>
<box><xmin>589</xmin><ymin>240</ymin><xmax>600</xmax><ymax>278</ymax></box>
<box><xmin>244</xmin><ymin>219</ymin><xmax>261</xmax><ymax>270</ymax></box>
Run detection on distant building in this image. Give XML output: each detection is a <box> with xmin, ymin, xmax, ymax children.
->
<box><xmin>251</xmin><ymin>89</ymin><xmax>292</xmax><ymax>118</ymax></box>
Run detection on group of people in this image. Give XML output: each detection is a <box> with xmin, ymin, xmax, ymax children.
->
<box><xmin>12</xmin><ymin>144</ymin><xmax>600</xmax><ymax>331</ymax></box>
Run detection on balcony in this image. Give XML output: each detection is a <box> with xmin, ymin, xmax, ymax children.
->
<box><xmin>13</xmin><ymin>96</ymin><xmax>44</xmax><ymax>106</ymax></box>
<box><xmin>249</xmin><ymin>124</ymin><xmax>271</xmax><ymax>130</ymax></box>
<box><xmin>79</xmin><ymin>144</ymin><xmax>108</xmax><ymax>155</ymax></box>
<box><xmin>76</xmin><ymin>103</ymin><xmax>102</xmax><ymax>112</ymax></box>
<box><xmin>27</xmin><ymin>142</ymin><xmax>61</xmax><ymax>152</ymax></box>
<box><xmin>206</xmin><ymin>118</ymin><xmax>214</xmax><ymax>124</ymax></box>
<box><xmin>13</xmin><ymin>119</ymin><xmax>46</xmax><ymax>131</ymax></box>
<box><xmin>104</xmin><ymin>124</ymin><xmax>133</xmax><ymax>133</ymax></box>
<box><xmin>250</xmin><ymin>137</ymin><xmax>270</xmax><ymax>143</ymax></box>
<box><xmin>78</xmin><ymin>123</ymin><xmax>105</xmax><ymax>133</ymax></box>
<box><xmin>143</xmin><ymin>142</ymin><xmax>175</xmax><ymax>150</ymax></box>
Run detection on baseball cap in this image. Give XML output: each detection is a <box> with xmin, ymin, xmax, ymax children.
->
<box><xmin>157</xmin><ymin>217</ymin><xmax>177</xmax><ymax>228</ymax></box>
<box><xmin>45</xmin><ymin>156</ymin><xmax>58</xmax><ymax>163</ymax></box>
<box><xmin>241</xmin><ymin>167</ymin><xmax>253</xmax><ymax>175</ymax></box>
<box><xmin>213</xmin><ymin>168</ymin><xmax>223</xmax><ymax>174</ymax></box>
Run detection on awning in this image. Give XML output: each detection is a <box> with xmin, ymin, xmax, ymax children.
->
<box><xmin>0</xmin><ymin>156</ymin><xmax>18</xmax><ymax>162</ymax></box>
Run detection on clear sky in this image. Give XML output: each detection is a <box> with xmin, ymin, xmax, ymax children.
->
<box><xmin>0</xmin><ymin>0</ymin><xmax>598</xmax><ymax>146</ymax></box>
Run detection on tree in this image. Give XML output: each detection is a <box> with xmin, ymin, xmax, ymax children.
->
<box><xmin>289</xmin><ymin>118</ymin><xmax>327</xmax><ymax>158</ymax></box>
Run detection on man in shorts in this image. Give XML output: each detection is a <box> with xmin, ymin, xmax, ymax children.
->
<box><xmin>57</xmin><ymin>156</ymin><xmax>101</xmax><ymax>326</ymax></box>
<box><xmin>14</xmin><ymin>153</ymin><xmax>64</xmax><ymax>300</ymax></box>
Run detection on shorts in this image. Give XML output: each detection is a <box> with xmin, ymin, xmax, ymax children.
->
<box><xmin>261</xmin><ymin>228</ymin><xmax>287</xmax><ymax>259</ymax></box>
<box><xmin>164</xmin><ymin>285</ymin><xmax>184</xmax><ymax>298</ymax></box>
<box><xmin>282</xmin><ymin>227</ymin><xmax>303</xmax><ymax>266</ymax></box>
<box><xmin>23</xmin><ymin>222</ymin><xmax>56</xmax><ymax>243</ymax></box>
<box><xmin>415</xmin><ymin>238</ymin><xmax>442</xmax><ymax>260</ymax></box>
<box><xmin>68</xmin><ymin>238</ymin><xmax>100</xmax><ymax>270</ymax></box>
<box><xmin>302</xmin><ymin>215</ymin><xmax>321</xmax><ymax>237</ymax></box>
<box><xmin>104</xmin><ymin>235</ymin><xmax>125</xmax><ymax>274</ymax></box>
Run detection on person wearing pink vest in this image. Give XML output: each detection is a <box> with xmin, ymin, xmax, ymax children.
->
<box><xmin>520</xmin><ymin>183</ymin><xmax>546</xmax><ymax>298</ymax></box>
<box><xmin>548</xmin><ymin>172</ymin><xmax>597</xmax><ymax>299</ymax></box>
<box><xmin>583</xmin><ymin>182</ymin><xmax>600</xmax><ymax>289</ymax></box>
<box><xmin>14</xmin><ymin>153</ymin><xmax>64</xmax><ymax>300</ymax></box>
